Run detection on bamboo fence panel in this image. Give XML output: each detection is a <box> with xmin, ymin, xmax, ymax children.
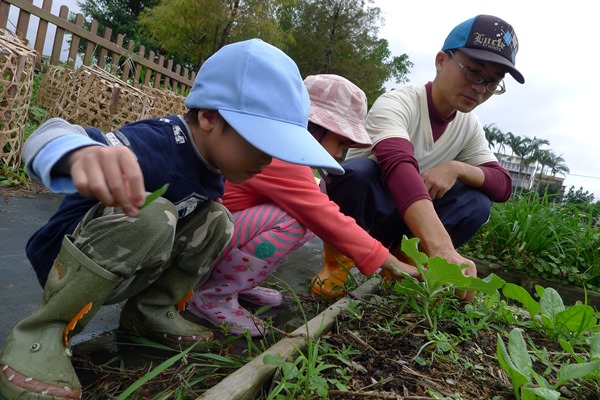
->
<box><xmin>51</xmin><ymin>65</ymin><xmax>150</xmax><ymax>133</ymax></box>
<box><xmin>0</xmin><ymin>28</ymin><xmax>36</xmax><ymax>172</ymax></box>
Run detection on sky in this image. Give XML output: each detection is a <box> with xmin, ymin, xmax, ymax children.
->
<box><xmin>8</xmin><ymin>0</ymin><xmax>600</xmax><ymax>199</ymax></box>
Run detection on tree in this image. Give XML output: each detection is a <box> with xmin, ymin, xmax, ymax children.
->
<box><xmin>564</xmin><ymin>186</ymin><xmax>594</xmax><ymax>205</ymax></box>
<box><xmin>504</xmin><ymin>132</ymin><xmax>522</xmax><ymax>160</ymax></box>
<box><xmin>138</xmin><ymin>0</ymin><xmax>294</xmax><ymax>67</ymax></box>
<box><xmin>504</xmin><ymin>133</ymin><xmax>529</xmax><ymax>188</ymax></box>
<box><xmin>503</xmin><ymin>133</ymin><xmax>550</xmax><ymax>190</ymax></box>
<box><xmin>284</xmin><ymin>0</ymin><xmax>412</xmax><ymax>105</ymax></box>
<box><xmin>535</xmin><ymin>180</ymin><xmax>563</xmax><ymax>201</ymax></box>
<box><xmin>76</xmin><ymin>0</ymin><xmax>159</xmax><ymax>50</ymax></box>
<box><xmin>549</xmin><ymin>154</ymin><xmax>569</xmax><ymax>179</ymax></box>
<box><xmin>484</xmin><ymin>123</ymin><xmax>507</xmax><ymax>155</ymax></box>
<box><xmin>523</xmin><ymin>136</ymin><xmax>550</xmax><ymax>189</ymax></box>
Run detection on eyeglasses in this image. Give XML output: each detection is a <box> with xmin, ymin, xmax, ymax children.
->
<box><xmin>448</xmin><ymin>51</ymin><xmax>506</xmax><ymax>95</ymax></box>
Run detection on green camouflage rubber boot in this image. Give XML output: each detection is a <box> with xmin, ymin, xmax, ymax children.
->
<box><xmin>119</xmin><ymin>265</ymin><xmax>214</xmax><ymax>349</ymax></box>
<box><xmin>0</xmin><ymin>236</ymin><xmax>121</xmax><ymax>400</ymax></box>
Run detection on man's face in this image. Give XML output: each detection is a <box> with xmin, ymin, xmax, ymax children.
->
<box><xmin>436</xmin><ymin>50</ymin><xmax>507</xmax><ymax>115</ymax></box>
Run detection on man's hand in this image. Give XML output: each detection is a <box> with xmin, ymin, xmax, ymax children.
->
<box><xmin>67</xmin><ymin>146</ymin><xmax>146</xmax><ymax>217</ymax></box>
<box><xmin>421</xmin><ymin>161</ymin><xmax>459</xmax><ymax>199</ymax></box>
<box><xmin>436</xmin><ymin>248</ymin><xmax>477</xmax><ymax>302</ymax></box>
<box><xmin>421</xmin><ymin>160</ymin><xmax>487</xmax><ymax>199</ymax></box>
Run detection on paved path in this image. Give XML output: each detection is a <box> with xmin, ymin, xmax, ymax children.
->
<box><xmin>0</xmin><ymin>188</ymin><xmax>329</xmax><ymax>349</ymax></box>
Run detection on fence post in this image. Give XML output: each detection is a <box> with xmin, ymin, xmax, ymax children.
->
<box><xmin>153</xmin><ymin>54</ymin><xmax>164</xmax><ymax>89</ymax></box>
<box><xmin>172</xmin><ymin>64</ymin><xmax>181</xmax><ymax>93</ymax></box>
<box><xmin>163</xmin><ymin>59</ymin><xmax>173</xmax><ymax>90</ymax></box>
<box><xmin>67</xmin><ymin>12</ymin><xmax>83</xmax><ymax>68</ymax></box>
<box><xmin>33</xmin><ymin>0</ymin><xmax>51</xmax><ymax>63</ymax></box>
<box><xmin>121</xmin><ymin>39</ymin><xmax>135</xmax><ymax>82</ymax></box>
<box><xmin>83</xmin><ymin>19</ymin><xmax>97</xmax><ymax>67</ymax></box>
<box><xmin>97</xmin><ymin>26</ymin><xmax>111</xmax><ymax>69</ymax></box>
<box><xmin>14</xmin><ymin>0</ymin><xmax>31</xmax><ymax>39</ymax></box>
<box><xmin>144</xmin><ymin>50</ymin><xmax>154</xmax><ymax>87</ymax></box>
<box><xmin>133</xmin><ymin>45</ymin><xmax>144</xmax><ymax>86</ymax></box>
<box><xmin>0</xmin><ymin>1</ymin><xmax>10</xmax><ymax>29</ymax></box>
<box><xmin>49</xmin><ymin>5</ymin><xmax>68</xmax><ymax>65</ymax></box>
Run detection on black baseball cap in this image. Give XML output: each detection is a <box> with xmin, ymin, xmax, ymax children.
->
<box><xmin>442</xmin><ymin>15</ymin><xmax>524</xmax><ymax>84</ymax></box>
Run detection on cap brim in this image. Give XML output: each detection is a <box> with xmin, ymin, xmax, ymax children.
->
<box><xmin>459</xmin><ymin>48</ymin><xmax>525</xmax><ymax>84</ymax></box>
<box><xmin>219</xmin><ymin>109</ymin><xmax>345</xmax><ymax>175</ymax></box>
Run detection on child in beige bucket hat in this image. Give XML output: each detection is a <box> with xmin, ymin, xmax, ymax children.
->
<box><xmin>304</xmin><ymin>73</ymin><xmax>371</xmax><ymax>149</ymax></box>
<box><xmin>187</xmin><ymin>74</ymin><xmax>421</xmax><ymax>336</ymax></box>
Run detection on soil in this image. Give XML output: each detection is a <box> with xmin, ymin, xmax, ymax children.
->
<box><xmin>316</xmin><ymin>288</ymin><xmax>600</xmax><ymax>400</ymax></box>
<box><xmin>71</xmin><ymin>286</ymin><xmax>600</xmax><ymax>399</ymax></box>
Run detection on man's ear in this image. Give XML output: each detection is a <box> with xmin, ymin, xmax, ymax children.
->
<box><xmin>434</xmin><ymin>51</ymin><xmax>448</xmax><ymax>72</ymax></box>
<box><xmin>198</xmin><ymin>110</ymin><xmax>220</xmax><ymax>131</ymax></box>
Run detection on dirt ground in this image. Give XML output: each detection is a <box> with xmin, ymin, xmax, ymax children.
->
<box><xmin>71</xmin><ymin>286</ymin><xmax>600</xmax><ymax>400</ymax></box>
<box><xmin>317</xmin><ymin>288</ymin><xmax>599</xmax><ymax>400</ymax></box>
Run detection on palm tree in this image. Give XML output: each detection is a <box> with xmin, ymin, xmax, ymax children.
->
<box><xmin>505</xmin><ymin>132</ymin><xmax>523</xmax><ymax>159</ymax></box>
<box><xmin>535</xmin><ymin>152</ymin><xmax>568</xmax><ymax>197</ymax></box>
<box><xmin>506</xmin><ymin>134</ymin><xmax>531</xmax><ymax>188</ymax></box>
<box><xmin>524</xmin><ymin>137</ymin><xmax>550</xmax><ymax>189</ymax></box>
<box><xmin>484</xmin><ymin>123</ymin><xmax>506</xmax><ymax>155</ymax></box>
<box><xmin>533</xmin><ymin>149</ymin><xmax>552</xmax><ymax>191</ymax></box>
<box><xmin>550</xmin><ymin>153</ymin><xmax>569</xmax><ymax>178</ymax></box>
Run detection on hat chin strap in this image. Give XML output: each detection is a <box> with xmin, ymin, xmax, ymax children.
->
<box><xmin>317</xmin><ymin>167</ymin><xmax>332</xmax><ymax>186</ymax></box>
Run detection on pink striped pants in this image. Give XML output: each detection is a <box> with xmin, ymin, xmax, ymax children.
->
<box><xmin>217</xmin><ymin>203</ymin><xmax>314</xmax><ymax>265</ymax></box>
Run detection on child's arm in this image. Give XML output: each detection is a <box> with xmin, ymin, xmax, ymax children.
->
<box><xmin>23</xmin><ymin>118</ymin><xmax>146</xmax><ymax>217</ymax></box>
<box><xmin>63</xmin><ymin>145</ymin><xmax>146</xmax><ymax>217</ymax></box>
<box><xmin>379</xmin><ymin>253</ymin><xmax>422</xmax><ymax>281</ymax></box>
<box><xmin>23</xmin><ymin>118</ymin><xmax>99</xmax><ymax>192</ymax></box>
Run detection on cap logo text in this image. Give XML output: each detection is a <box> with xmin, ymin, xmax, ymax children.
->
<box><xmin>472</xmin><ymin>32</ymin><xmax>506</xmax><ymax>53</ymax></box>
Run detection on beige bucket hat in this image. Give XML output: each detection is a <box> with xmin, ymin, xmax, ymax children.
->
<box><xmin>304</xmin><ymin>74</ymin><xmax>371</xmax><ymax>148</ymax></box>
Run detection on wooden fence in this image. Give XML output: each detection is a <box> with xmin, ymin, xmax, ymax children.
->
<box><xmin>0</xmin><ymin>0</ymin><xmax>195</xmax><ymax>94</ymax></box>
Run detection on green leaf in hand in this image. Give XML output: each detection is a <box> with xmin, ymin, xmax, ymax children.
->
<box><xmin>139</xmin><ymin>183</ymin><xmax>169</xmax><ymax>210</ymax></box>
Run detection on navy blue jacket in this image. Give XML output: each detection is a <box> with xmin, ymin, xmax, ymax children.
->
<box><xmin>26</xmin><ymin>116</ymin><xmax>225</xmax><ymax>286</ymax></box>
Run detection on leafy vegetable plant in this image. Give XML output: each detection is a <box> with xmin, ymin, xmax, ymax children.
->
<box><xmin>497</xmin><ymin>327</ymin><xmax>600</xmax><ymax>400</ymax></box>
<box><xmin>502</xmin><ymin>283</ymin><xmax>600</xmax><ymax>341</ymax></box>
<box><xmin>391</xmin><ymin>236</ymin><xmax>506</xmax><ymax>329</ymax></box>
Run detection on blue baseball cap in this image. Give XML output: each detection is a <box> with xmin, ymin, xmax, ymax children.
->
<box><xmin>442</xmin><ymin>15</ymin><xmax>524</xmax><ymax>84</ymax></box>
<box><xmin>185</xmin><ymin>39</ymin><xmax>344</xmax><ymax>174</ymax></box>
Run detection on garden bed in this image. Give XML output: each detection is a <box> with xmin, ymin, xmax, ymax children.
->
<box><xmin>473</xmin><ymin>258</ymin><xmax>600</xmax><ymax>309</ymax></box>
<box><xmin>74</xmin><ymin>241</ymin><xmax>600</xmax><ymax>399</ymax></box>
<box><xmin>197</xmin><ymin>259</ymin><xmax>600</xmax><ymax>399</ymax></box>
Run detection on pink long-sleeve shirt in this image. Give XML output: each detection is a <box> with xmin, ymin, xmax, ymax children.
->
<box><xmin>222</xmin><ymin>158</ymin><xmax>388</xmax><ymax>276</ymax></box>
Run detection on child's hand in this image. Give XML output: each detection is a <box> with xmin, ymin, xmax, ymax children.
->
<box><xmin>67</xmin><ymin>146</ymin><xmax>146</xmax><ymax>217</ymax></box>
<box><xmin>379</xmin><ymin>254</ymin><xmax>422</xmax><ymax>281</ymax></box>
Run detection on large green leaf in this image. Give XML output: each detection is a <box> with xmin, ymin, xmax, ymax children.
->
<box><xmin>554</xmin><ymin>305</ymin><xmax>597</xmax><ymax>338</ymax></box>
<box><xmin>497</xmin><ymin>331</ymin><xmax>531</xmax><ymax>399</ymax></box>
<box><xmin>555</xmin><ymin>359</ymin><xmax>600</xmax><ymax>388</ymax></box>
<box><xmin>507</xmin><ymin>328</ymin><xmax>533</xmax><ymax>374</ymax></box>
<box><xmin>502</xmin><ymin>283</ymin><xmax>541</xmax><ymax>317</ymax></box>
<box><xmin>425</xmin><ymin>257</ymin><xmax>506</xmax><ymax>295</ymax></box>
<box><xmin>539</xmin><ymin>287</ymin><xmax>565</xmax><ymax>320</ymax></box>
<box><xmin>521</xmin><ymin>387</ymin><xmax>560</xmax><ymax>400</ymax></box>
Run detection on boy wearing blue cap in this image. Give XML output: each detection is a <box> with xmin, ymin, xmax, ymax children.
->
<box><xmin>312</xmin><ymin>15</ymin><xmax>524</xmax><ymax>301</ymax></box>
<box><xmin>0</xmin><ymin>38</ymin><xmax>342</xmax><ymax>400</ymax></box>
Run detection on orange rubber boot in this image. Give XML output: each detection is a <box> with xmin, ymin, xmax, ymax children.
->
<box><xmin>310</xmin><ymin>242</ymin><xmax>354</xmax><ymax>298</ymax></box>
